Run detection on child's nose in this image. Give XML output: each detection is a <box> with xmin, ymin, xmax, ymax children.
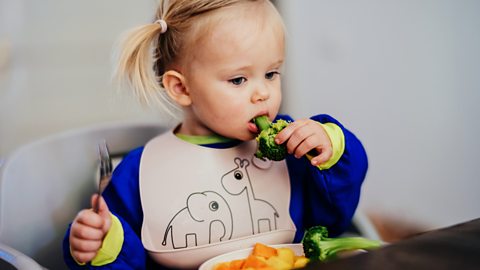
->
<box><xmin>251</xmin><ymin>84</ymin><xmax>270</xmax><ymax>103</ymax></box>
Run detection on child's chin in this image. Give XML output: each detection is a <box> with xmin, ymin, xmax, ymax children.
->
<box><xmin>245</xmin><ymin>133</ymin><xmax>257</xmax><ymax>141</ymax></box>
<box><xmin>234</xmin><ymin>132</ymin><xmax>255</xmax><ymax>142</ymax></box>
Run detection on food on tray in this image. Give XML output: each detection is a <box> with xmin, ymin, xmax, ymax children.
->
<box><xmin>213</xmin><ymin>243</ymin><xmax>309</xmax><ymax>270</ymax></box>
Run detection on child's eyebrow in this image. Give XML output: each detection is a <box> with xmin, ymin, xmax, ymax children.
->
<box><xmin>267</xmin><ymin>59</ymin><xmax>284</xmax><ymax>70</ymax></box>
<box><xmin>270</xmin><ymin>59</ymin><xmax>284</xmax><ymax>67</ymax></box>
<box><xmin>219</xmin><ymin>59</ymin><xmax>284</xmax><ymax>74</ymax></box>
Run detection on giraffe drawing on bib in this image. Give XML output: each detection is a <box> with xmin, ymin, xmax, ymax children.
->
<box><xmin>221</xmin><ymin>157</ymin><xmax>279</xmax><ymax>234</ymax></box>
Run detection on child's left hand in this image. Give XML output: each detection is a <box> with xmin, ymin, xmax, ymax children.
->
<box><xmin>275</xmin><ymin>119</ymin><xmax>332</xmax><ymax>166</ymax></box>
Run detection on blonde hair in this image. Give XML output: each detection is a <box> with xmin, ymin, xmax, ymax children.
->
<box><xmin>114</xmin><ymin>0</ymin><xmax>281</xmax><ymax>115</ymax></box>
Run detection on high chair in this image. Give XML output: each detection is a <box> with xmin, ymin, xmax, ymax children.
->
<box><xmin>0</xmin><ymin>121</ymin><xmax>167</xmax><ymax>269</ymax></box>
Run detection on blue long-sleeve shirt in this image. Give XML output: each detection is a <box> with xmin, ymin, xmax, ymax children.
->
<box><xmin>63</xmin><ymin>114</ymin><xmax>368</xmax><ymax>269</ymax></box>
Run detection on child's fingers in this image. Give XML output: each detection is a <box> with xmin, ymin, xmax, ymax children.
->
<box><xmin>74</xmin><ymin>209</ymin><xmax>104</xmax><ymax>229</ymax></box>
<box><xmin>69</xmin><ymin>197</ymin><xmax>112</xmax><ymax>264</ymax></box>
<box><xmin>276</xmin><ymin>119</ymin><xmax>334</xmax><ymax>166</ymax></box>
<box><xmin>70</xmin><ymin>236</ymin><xmax>103</xmax><ymax>253</ymax></box>
<box><xmin>70</xmin><ymin>221</ymin><xmax>106</xmax><ymax>241</ymax></box>
<box><xmin>284</xmin><ymin>122</ymin><xmax>315</xmax><ymax>156</ymax></box>
<box><xmin>287</xmin><ymin>131</ymin><xmax>312</xmax><ymax>157</ymax></box>
<box><xmin>292</xmin><ymin>135</ymin><xmax>333</xmax><ymax>165</ymax></box>
<box><xmin>90</xmin><ymin>193</ymin><xmax>99</xmax><ymax>209</ymax></box>
<box><xmin>310</xmin><ymin>146</ymin><xmax>333</xmax><ymax>166</ymax></box>
<box><xmin>92</xmin><ymin>194</ymin><xmax>110</xmax><ymax>215</ymax></box>
<box><xmin>70</xmin><ymin>249</ymin><xmax>98</xmax><ymax>264</ymax></box>
<box><xmin>69</xmin><ymin>219</ymin><xmax>104</xmax><ymax>260</ymax></box>
<box><xmin>275</xmin><ymin>119</ymin><xmax>307</xmax><ymax>145</ymax></box>
<box><xmin>90</xmin><ymin>194</ymin><xmax>112</xmax><ymax>232</ymax></box>
<box><xmin>90</xmin><ymin>193</ymin><xmax>106</xmax><ymax>212</ymax></box>
<box><xmin>275</xmin><ymin>120</ymin><xmax>305</xmax><ymax>151</ymax></box>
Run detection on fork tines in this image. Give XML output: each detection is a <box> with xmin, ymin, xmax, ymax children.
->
<box><xmin>98</xmin><ymin>140</ymin><xmax>112</xmax><ymax>178</ymax></box>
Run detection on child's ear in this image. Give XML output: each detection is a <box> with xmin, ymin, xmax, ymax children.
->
<box><xmin>162</xmin><ymin>70</ymin><xmax>192</xmax><ymax>106</ymax></box>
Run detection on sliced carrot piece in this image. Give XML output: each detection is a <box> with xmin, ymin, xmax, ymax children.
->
<box><xmin>251</xmin><ymin>243</ymin><xmax>278</xmax><ymax>259</ymax></box>
<box><xmin>242</xmin><ymin>255</ymin><xmax>268</xmax><ymax>268</ymax></box>
<box><xmin>214</xmin><ymin>262</ymin><xmax>232</xmax><ymax>270</ymax></box>
<box><xmin>230</xmin><ymin>259</ymin><xmax>245</xmax><ymax>269</ymax></box>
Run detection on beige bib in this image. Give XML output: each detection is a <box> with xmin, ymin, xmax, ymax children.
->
<box><xmin>139</xmin><ymin>130</ymin><xmax>296</xmax><ymax>257</ymax></box>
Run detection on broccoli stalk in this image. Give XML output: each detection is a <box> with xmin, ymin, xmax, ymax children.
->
<box><xmin>254</xmin><ymin>115</ymin><xmax>290</xmax><ymax>161</ymax></box>
<box><xmin>302</xmin><ymin>225</ymin><xmax>382</xmax><ymax>262</ymax></box>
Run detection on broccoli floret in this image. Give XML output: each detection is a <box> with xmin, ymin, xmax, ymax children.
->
<box><xmin>302</xmin><ymin>225</ymin><xmax>382</xmax><ymax>262</ymax></box>
<box><xmin>254</xmin><ymin>115</ymin><xmax>290</xmax><ymax>161</ymax></box>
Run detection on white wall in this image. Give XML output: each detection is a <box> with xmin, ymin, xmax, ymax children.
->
<box><xmin>279</xmin><ymin>0</ymin><xmax>480</xmax><ymax>229</ymax></box>
<box><xmin>0</xmin><ymin>0</ymin><xmax>172</xmax><ymax>157</ymax></box>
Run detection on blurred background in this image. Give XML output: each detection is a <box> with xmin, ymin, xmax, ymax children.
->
<box><xmin>1</xmin><ymin>0</ymin><xmax>479</xmax><ymax>242</ymax></box>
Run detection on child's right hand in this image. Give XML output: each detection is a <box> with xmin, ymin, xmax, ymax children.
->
<box><xmin>69</xmin><ymin>194</ymin><xmax>112</xmax><ymax>263</ymax></box>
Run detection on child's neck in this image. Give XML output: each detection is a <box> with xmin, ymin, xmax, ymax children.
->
<box><xmin>174</xmin><ymin>122</ymin><xmax>211</xmax><ymax>136</ymax></box>
<box><xmin>173</xmin><ymin>123</ymin><xmax>241</xmax><ymax>147</ymax></box>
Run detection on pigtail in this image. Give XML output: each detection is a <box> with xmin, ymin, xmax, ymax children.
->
<box><xmin>113</xmin><ymin>22</ymin><xmax>176</xmax><ymax>114</ymax></box>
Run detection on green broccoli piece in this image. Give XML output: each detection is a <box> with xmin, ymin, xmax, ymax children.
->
<box><xmin>302</xmin><ymin>225</ymin><xmax>382</xmax><ymax>262</ymax></box>
<box><xmin>254</xmin><ymin>115</ymin><xmax>290</xmax><ymax>161</ymax></box>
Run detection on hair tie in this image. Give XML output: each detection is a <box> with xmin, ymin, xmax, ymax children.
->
<box><xmin>154</xmin><ymin>19</ymin><xmax>168</xmax><ymax>34</ymax></box>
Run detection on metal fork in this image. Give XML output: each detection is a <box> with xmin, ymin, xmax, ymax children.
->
<box><xmin>93</xmin><ymin>140</ymin><xmax>112</xmax><ymax>213</ymax></box>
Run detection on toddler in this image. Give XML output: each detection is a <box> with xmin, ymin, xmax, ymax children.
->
<box><xmin>63</xmin><ymin>0</ymin><xmax>368</xmax><ymax>269</ymax></box>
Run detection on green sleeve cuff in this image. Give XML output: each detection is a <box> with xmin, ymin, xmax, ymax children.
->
<box><xmin>91</xmin><ymin>214</ymin><xmax>124</xmax><ymax>266</ymax></box>
<box><xmin>307</xmin><ymin>122</ymin><xmax>345</xmax><ymax>170</ymax></box>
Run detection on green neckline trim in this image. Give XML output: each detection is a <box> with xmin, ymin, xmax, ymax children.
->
<box><xmin>176</xmin><ymin>133</ymin><xmax>234</xmax><ymax>145</ymax></box>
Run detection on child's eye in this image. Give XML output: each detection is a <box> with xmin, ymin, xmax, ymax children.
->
<box><xmin>265</xmin><ymin>71</ymin><xmax>280</xmax><ymax>80</ymax></box>
<box><xmin>229</xmin><ymin>77</ymin><xmax>247</xmax><ymax>86</ymax></box>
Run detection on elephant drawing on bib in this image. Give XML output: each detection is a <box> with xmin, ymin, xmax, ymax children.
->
<box><xmin>162</xmin><ymin>191</ymin><xmax>233</xmax><ymax>249</ymax></box>
<box><xmin>221</xmin><ymin>158</ymin><xmax>279</xmax><ymax>234</ymax></box>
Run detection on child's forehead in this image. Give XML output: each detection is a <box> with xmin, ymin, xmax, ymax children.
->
<box><xmin>185</xmin><ymin>1</ymin><xmax>285</xmax><ymax>53</ymax></box>
<box><xmin>172</xmin><ymin>1</ymin><xmax>285</xmax><ymax>74</ymax></box>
